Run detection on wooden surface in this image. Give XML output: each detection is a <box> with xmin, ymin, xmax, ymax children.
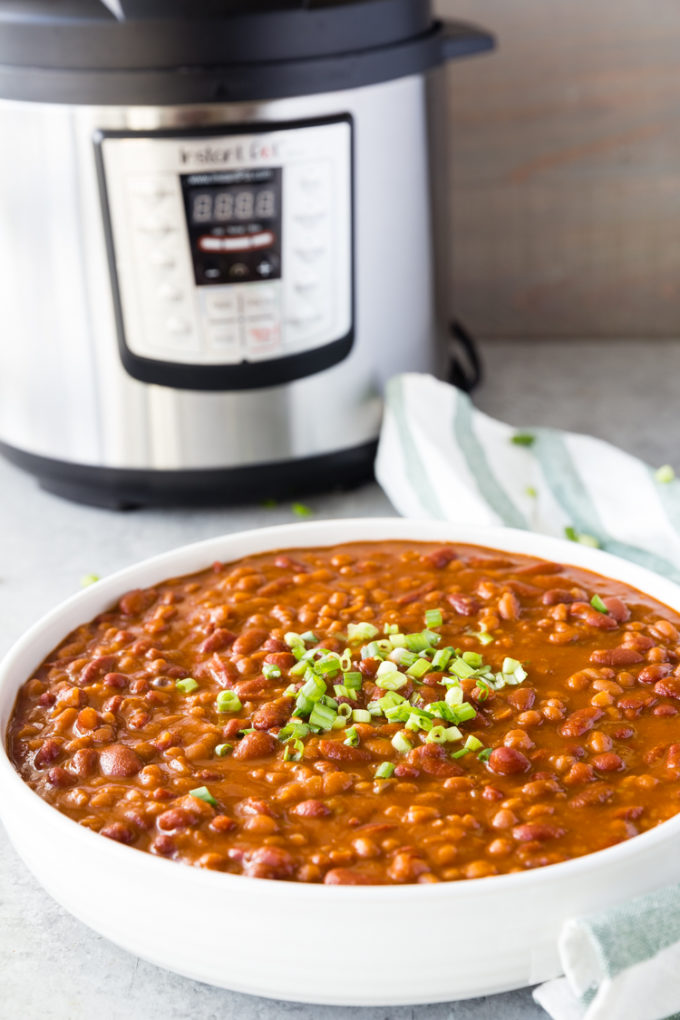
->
<box><xmin>438</xmin><ymin>0</ymin><xmax>680</xmax><ymax>339</ymax></box>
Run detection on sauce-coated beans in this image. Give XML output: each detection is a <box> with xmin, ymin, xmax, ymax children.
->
<box><xmin>8</xmin><ymin>541</ymin><xmax>680</xmax><ymax>884</ymax></box>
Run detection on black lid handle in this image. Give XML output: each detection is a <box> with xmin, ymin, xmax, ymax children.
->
<box><xmin>439</xmin><ymin>20</ymin><xmax>495</xmax><ymax>62</ymax></box>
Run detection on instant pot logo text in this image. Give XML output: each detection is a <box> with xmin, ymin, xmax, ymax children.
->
<box><xmin>180</xmin><ymin>140</ymin><xmax>281</xmax><ymax>166</ymax></box>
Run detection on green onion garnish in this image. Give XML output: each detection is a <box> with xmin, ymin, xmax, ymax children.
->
<box><xmin>344</xmin><ymin>726</ymin><xmax>360</xmax><ymax>747</ymax></box>
<box><xmin>215</xmin><ymin>689</ymin><xmax>242</xmax><ymax>713</ymax></box>
<box><xmin>511</xmin><ymin>432</ymin><xmax>536</xmax><ymax>447</ymax></box>
<box><xmin>590</xmin><ymin>594</ymin><xmax>608</xmax><ymax>614</ymax></box>
<box><xmin>262</xmin><ymin>662</ymin><xmax>281</xmax><ymax>680</ymax></box>
<box><xmin>80</xmin><ymin>573</ymin><xmax>100</xmax><ymax>588</ymax></box>
<box><xmin>406</xmin><ymin>658</ymin><xmax>431</xmax><ymax>680</ymax></box>
<box><xmin>525</xmin><ymin>486</ymin><xmax>538</xmax><ymax>499</ymax></box>
<box><xmin>300</xmin><ymin>630</ymin><xmax>319</xmax><ymax>645</ymax></box>
<box><xmin>478</xmin><ymin>748</ymin><xmax>493</xmax><ymax>762</ymax></box>
<box><xmin>343</xmin><ymin>671</ymin><xmax>362</xmax><ymax>688</ymax></box>
<box><xmin>376</xmin><ymin>671</ymin><xmax>408</xmax><ymax>691</ymax></box>
<box><xmin>190</xmin><ymin>786</ymin><xmax>217</xmax><ymax>807</ymax></box>
<box><xmin>463</xmin><ymin>734</ymin><xmax>483</xmax><ymax>752</ymax></box>
<box><xmin>451</xmin><ymin>747</ymin><xmax>471</xmax><ymax>759</ymax></box>
<box><xmin>347</xmin><ymin>622</ymin><xmax>379</xmax><ymax>642</ymax></box>
<box><xmin>466</xmin><ymin>629</ymin><xmax>494</xmax><ymax>646</ymax></box>
<box><xmin>309</xmin><ymin>701</ymin><xmax>337</xmax><ymax>731</ymax></box>
<box><xmin>424</xmin><ymin>608</ymin><xmax>443</xmax><ymax>628</ymax></box>
<box><xmin>375</xmin><ymin>762</ymin><xmax>395</xmax><ymax>779</ymax></box>
<box><xmin>655</xmin><ymin>464</ymin><xmax>675</xmax><ymax>484</ymax></box>
<box><xmin>391</xmin><ymin>732</ymin><xmax>413</xmax><ymax>754</ymax></box>
<box><xmin>214</xmin><ymin>743</ymin><xmax>233</xmax><ymax>757</ymax></box>
<box><xmin>292</xmin><ymin>502</ymin><xmax>313</xmax><ymax>517</ymax></box>
<box><xmin>283</xmin><ymin>738</ymin><xmax>304</xmax><ymax>761</ymax></box>
<box><xmin>449</xmin><ymin>656</ymin><xmax>476</xmax><ymax>679</ymax></box>
<box><xmin>352</xmin><ymin>708</ymin><xmax>372</xmax><ymax>723</ymax></box>
<box><xmin>431</xmin><ymin>647</ymin><xmax>453</xmax><ymax>671</ymax></box>
<box><xmin>176</xmin><ymin>677</ymin><xmax>199</xmax><ymax>695</ymax></box>
<box><xmin>564</xmin><ymin>526</ymin><xmax>600</xmax><ymax>548</ymax></box>
<box><xmin>475</xmin><ymin>678</ymin><xmax>491</xmax><ymax>701</ymax></box>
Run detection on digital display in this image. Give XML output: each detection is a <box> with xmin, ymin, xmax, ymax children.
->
<box><xmin>181</xmin><ymin>167</ymin><xmax>283</xmax><ymax>286</ymax></box>
<box><xmin>189</xmin><ymin>188</ymin><xmax>277</xmax><ymax>225</ymax></box>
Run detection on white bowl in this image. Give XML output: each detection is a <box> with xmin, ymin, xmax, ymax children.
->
<box><xmin>3</xmin><ymin>518</ymin><xmax>680</xmax><ymax>1006</ymax></box>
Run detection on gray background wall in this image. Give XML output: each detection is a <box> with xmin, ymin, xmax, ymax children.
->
<box><xmin>439</xmin><ymin>0</ymin><xmax>680</xmax><ymax>339</ymax></box>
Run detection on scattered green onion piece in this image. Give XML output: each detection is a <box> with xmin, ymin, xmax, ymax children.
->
<box><xmin>462</xmin><ymin>651</ymin><xmax>483</xmax><ymax>667</ymax></box>
<box><xmin>478</xmin><ymin>747</ymin><xmax>493</xmax><ymax>762</ymax></box>
<box><xmin>262</xmin><ymin>662</ymin><xmax>281</xmax><ymax>680</ymax></box>
<box><xmin>475</xmin><ymin>679</ymin><xmax>491</xmax><ymax>701</ymax></box>
<box><xmin>80</xmin><ymin>573</ymin><xmax>100</xmax><ymax>588</ymax></box>
<box><xmin>383</xmin><ymin>623</ymin><xmax>399</xmax><ymax>635</ymax></box>
<box><xmin>215</xmin><ymin>689</ymin><xmax>242</xmax><ymax>713</ymax></box>
<box><xmin>391</xmin><ymin>732</ymin><xmax>413</xmax><ymax>754</ymax></box>
<box><xmin>291</xmin><ymin>502</ymin><xmax>313</xmax><ymax>517</ymax></box>
<box><xmin>446</xmin><ymin>725</ymin><xmax>463</xmax><ymax>742</ymax></box>
<box><xmin>239</xmin><ymin>728</ymin><xmax>255</xmax><ymax>736</ymax></box>
<box><xmin>427</xmin><ymin>725</ymin><xmax>448</xmax><ymax>744</ymax></box>
<box><xmin>289</xmin><ymin>659</ymin><xmax>309</xmax><ymax>678</ymax></box>
<box><xmin>282</xmin><ymin>683</ymin><xmax>298</xmax><ymax>698</ymax></box>
<box><xmin>467</xmin><ymin>629</ymin><xmax>494</xmax><ymax>646</ymax></box>
<box><xmin>404</xmin><ymin>632</ymin><xmax>430</xmax><ymax>653</ymax></box>
<box><xmin>378</xmin><ymin>690</ymin><xmax>406</xmax><ymax>711</ymax></box>
<box><xmin>405</xmin><ymin>708</ymin><xmax>434</xmax><ymax>732</ymax></box>
<box><xmin>300</xmin><ymin>630</ymin><xmax>319</xmax><ymax>645</ymax></box>
<box><xmin>655</xmin><ymin>464</ymin><xmax>675</xmax><ymax>484</ymax></box>
<box><xmin>451</xmin><ymin>747</ymin><xmax>471</xmax><ymax>759</ymax></box>
<box><xmin>352</xmin><ymin>708</ymin><xmax>372</xmax><ymax>723</ymax></box>
<box><xmin>367</xmin><ymin>700</ymin><xmax>383</xmax><ymax>716</ymax></box>
<box><xmin>309</xmin><ymin>702</ymin><xmax>338</xmax><ymax>731</ymax></box>
<box><xmin>511</xmin><ymin>432</ymin><xmax>536</xmax><ymax>447</ymax></box>
<box><xmin>375</xmin><ymin>761</ymin><xmax>395</xmax><ymax>779</ymax></box>
<box><xmin>406</xmin><ymin>658</ymin><xmax>431</xmax><ymax>680</ymax></box>
<box><xmin>376</xmin><ymin>659</ymin><xmax>398</xmax><ymax>676</ymax></box>
<box><xmin>190</xmin><ymin>786</ymin><xmax>217</xmax><ymax>807</ymax></box>
<box><xmin>449</xmin><ymin>657</ymin><xmax>476</xmax><ymax>679</ymax></box>
<box><xmin>450</xmin><ymin>702</ymin><xmax>477</xmax><ymax>724</ymax></box>
<box><xmin>343</xmin><ymin>671</ymin><xmax>362</xmax><ymax>689</ymax></box>
<box><xmin>384</xmin><ymin>703</ymin><xmax>412</xmax><ymax>723</ymax></box>
<box><xmin>590</xmin><ymin>594</ymin><xmax>609</xmax><ymax>614</ymax></box>
<box><xmin>339</xmin><ymin>650</ymin><xmax>353</xmax><ymax>671</ymax></box>
<box><xmin>214</xmin><ymin>743</ymin><xmax>232</xmax><ymax>757</ymax></box>
<box><xmin>344</xmin><ymin>726</ymin><xmax>360</xmax><ymax>747</ymax></box>
<box><xmin>283</xmin><ymin>738</ymin><xmax>304</xmax><ymax>761</ymax></box>
<box><xmin>424</xmin><ymin>608</ymin><xmax>443</xmax><ymax>628</ymax></box>
<box><xmin>376</xmin><ymin>671</ymin><xmax>408</xmax><ymax>691</ymax></box>
<box><xmin>564</xmin><ymin>526</ymin><xmax>600</xmax><ymax>549</ymax></box>
<box><xmin>176</xmin><ymin>677</ymin><xmax>199</xmax><ymax>695</ymax></box>
<box><xmin>390</xmin><ymin>647</ymin><xmax>418</xmax><ymax>667</ymax></box>
<box><xmin>347</xmin><ymin>622</ymin><xmax>379</xmax><ymax>642</ymax></box>
<box><xmin>316</xmin><ymin>655</ymin><xmax>340</xmax><ymax>676</ymax></box>
<box><xmin>464</xmin><ymin>735</ymin><xmax>483</xmax><ymax>752</ymax></box>
<box><xmin>421</xmin><ymin>628</ymin><xmax>441</xmax><ymax>647</ymax></box>
<box><xmin>388</xmin><ymin>632</ymin><xmax>407</xmax><ymax>648</ymax></box>
<box><xmin>431</xmin><ymin>647</ymin><xmax>453</xmax><ymax>671</ymax></box>
<box><xmin>525</xmin><ymin>486</ymin><xmax>538</xmax><ymax>499</ymax></box>
<box><xmin>337</xmin><ymin>702</ymin><xmax>353</xmax><ymax>719</ymax></box>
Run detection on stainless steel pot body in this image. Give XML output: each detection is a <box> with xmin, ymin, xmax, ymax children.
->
<box><xmin>0</xmin><ymin>72</ymin><xmax>449</xmax><ymax>476</ymax></box>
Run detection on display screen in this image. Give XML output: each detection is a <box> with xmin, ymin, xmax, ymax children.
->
<box><xmin>181</xmin><ymin>168</ymin><xmax>283</xmax><ymax>286</ymax></box>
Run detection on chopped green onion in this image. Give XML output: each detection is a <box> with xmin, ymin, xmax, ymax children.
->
<box><xmin>404</xmin><ymin>632</ymin><xmax>430</xmax><ymax>653</ymax></box>
<box><xmin>590</xmin><ymin>594</ymin><xmax>609</xmax><ymax>614</ymax></box>
<box><xmin>391</xmin><ymin>732</ymin><xmax>413</xmax><ymax>754</ymax></box>
<box><xmin>378</xmin><ymin>691</ymin><xmax>406</xmax><ymax>711</ymax></box>
<box><xmin>367</xmin><ymin>700</ymin><xmax>383</xmax><ymax>716</ymax></box>
<box><xmin>511</xmin><ymin>432</ymin><xmax>536</xmax><ymax>447</ymax></box>
<box><xmin>449</xmin><ymin>702</ymin><xmax>477</xmax><ymax>724</ymax></box>
<box><xmin>444</xmin><ymin>685</ymin><xmax>463</xmax><ymax>708</ymax></box>
<box><xmin>190</xmin><ymin>786</ymin><xmax>217</xmax><ymax>807</ymax></box>
<box><xmin>343</xmin><ymin>671</ymin><xmax>362</xmax><ymax>689</ymax></box>
<box><xmin>347</xmin><ymin>622</ymin><xmax>379</xmax><ymax>642</ymax></box>
<box><xmin>475</xmin><ymin>678</ymin><xmax>491</xmax><ymax>701</ymax></box>
<box><xmin>176</xmin><ymin>677</ymin><xmax>199</xmax><ymax>695</ymax></box>
<box><xmin>283</xmin><ymin>738</ymin><xmax>304</xmax><ymax>761</ymax></box>
<box><xmin>451</xmin><ymin>746</ymin><xmax>471</xmax><ymax>759</ymax></box>
<box><xmin>464</xmin><ymin>735</ymin><xmax>483</xmax><ymax>752</ymax></box>
<box><xmin>466</xmin><ymin>629</ymin><xmax>494</xmax><ymax>646</ymax></box>
<box><xmin>80</xmin><ymin>573</ymin><xmax>100</xmax><ymax>588</ymax></box>
<box><xmin>431</xmin><ymin>647</ymin><xmax>453</xmax><ymax>671</ymax></box>
<box><xmin>278</xmin><ymin>721</ymin><xmax>310</xmax><ymax>742</ymax></box>
<box><xmin>383</xmin><ymin>623</ymin><xmax>399</xmax><ymax>635</ymax></box>
<box><xmin>449</xmin><ymin>656</ymin><xmax>476</xmax><ymax>679</ymax></box>
<box><xmin>339</xmin><ymin>650</ymin><xmax>353</xmax><ymax>671</ymax></box>
<box><xmin>352</xmin><ymin>708</ymin><xmax>372</xmax><ymax>723</ymax></box>
<box><xmin>292</xmin><ymin>502</ymin><xmax>313</xmax><ymax>517</ymax></box>
<box><xmin>376</xmin><ymin>659</ymin><xmax>398</xmax><ymax>676</ymax></box>
<box><xmin>421</xmin><ymin>629</ymin><xmax>441</xmax><ymax>647</ymax></box>
<box><xmin>384</xmin><ymin>703</ymin><xmax>412</xmax><ymax>723</ymax></box>
<box><xmin>215</xmin><ymin>689</ymin><xmax>242</xmax><ymax>713</ymax></box>
<box><xmin>426</xmin><ymin>725</ymin><xmax>448</xmax><ymax>744</ymax></box>
<box><xmin>214</xmin><ymin>743</ymin><xmax>232</xmax><ymax>757</ymax></box>
<box><xmin>344</xmin><ymin>726</ymin><xmax>360</xmax><ymax>747</ymax></box>
<box><xmin>525</xmin><ymin>486</ymin><xmax>538</xmax><ymax>499</ymax></box>
<box><xmin>309</xmin><ymin>701</ymin><xmax>338</xmax><ymax>731</ymax></box>
<box><xmin>405</xmin><ymin>708</ymin><xmax>434</xmax><ymax>732</ymax></box>
<box><xmin>388</xmin><ymin>632</ymin><xmax>407</xmax><ymax>648</ymax></box>
<box><xmin>390</xmin><ymin>647</ymin><xmax>419</xmax><ymax>667</ymax></box>
<box><xmin>655</xmin><ymin>464</ymin><xmax>675</xmax><ymax>484</ymax></box>
<box><xmin>406</xmin><ymin>658</ymin><xmax>431</xmax><ymax>680</ymax></box>
<box><xmin>337</xmin><ymin>702</ymin><xmax>353</xmax><ymax>719</ymax></box>
<box><xmin>262</xmin><ymin>662</ymin><xmax>281</xmax><ymax>680</ymax></box>
<box><xmin>282</xmin><ymin>683</ymin><xmax>298</xmax><ymax>698</ymax></box>
<box><xmin>316</xmin><ymin>655</ymin><xmax>340</xmax><ymax>676</ymax></box>
<box><xmin>478</xmin><ymin>748</ymin><xmax>493</xmax><ymax>762</ymax></box>
<box><xmin>462</xmin><ymin>651</ymin><xmax>483</xmax><ymax>667</ymax></box>
<box><xmin>375</xmin><ymin>761</ymin><xmax>395</xmax><ymax>779</ymax></box>
<box><xmin>239</xmin><ymin>728</ymin><xmax>255</xmax><ymax>735</ymax></box>
<box><xmin>564</xmin><ymin>526</ymin><xmax>600</xmax><ymax>549</ymax></box>
<box><xmin>424</xmin><ymin>608</ymin><xmax>443</xmax><ymax>628</ymax></box>
<box><xmin>376</xmin><ymin>670</ymin><xmax>408</xmax><ymax>691</ymax></box>
<box><xmin>299</xmin><ymin>630</ymin><xmax>318</xmax><ymax>646</ymax></box>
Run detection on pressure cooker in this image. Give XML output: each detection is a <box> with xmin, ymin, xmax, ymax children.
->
<box><xmin>0</xmin><ymin>0</ymin><xmax>493</xmax><ymax>508</ymax></box>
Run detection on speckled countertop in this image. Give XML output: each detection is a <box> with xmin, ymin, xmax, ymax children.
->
<box><xmin>2</xmin><ymin>340</ymin><xmax>675</xmax><ymax>1020</ymax></box>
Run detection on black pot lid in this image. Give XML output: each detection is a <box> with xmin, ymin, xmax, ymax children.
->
<box><xmin>0</xmin><ymin>0</ymin><xmax>438</xmax><ymax>69</ymax></box>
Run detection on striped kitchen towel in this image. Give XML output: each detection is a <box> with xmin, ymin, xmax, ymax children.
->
<box><xmin>375</xmin><ymin>373</ymin><xmax>680</xmax><ymax>582</ymax></box>
<box><xmin>375</xmin><ymin>372</ymin><xmax>680</xmax><ymax>1020</ymax></box>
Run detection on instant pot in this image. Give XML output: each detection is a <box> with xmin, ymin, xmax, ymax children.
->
<box><xmin>0</xmin><ymin>0</ymin><xmax>492</xmax><ymax>508</ymax></box>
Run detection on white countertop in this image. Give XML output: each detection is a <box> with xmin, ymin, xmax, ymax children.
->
<box><xmin>2</xmin><ymin>339</ymin><xmax>675</xmax><ymax>1020</ymax></box>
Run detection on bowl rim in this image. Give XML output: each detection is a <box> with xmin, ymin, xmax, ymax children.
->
<box><xmin>3</xmin><ymin>515</ymin><xmax>680</xmax><ymax>899</ymax></box>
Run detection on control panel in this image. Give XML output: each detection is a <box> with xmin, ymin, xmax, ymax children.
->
<box><xmin>95</xmin><ymin>117</ymin><xmax>353</xmax><ymax>390</ymax></box>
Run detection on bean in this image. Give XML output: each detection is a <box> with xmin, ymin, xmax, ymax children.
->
<box><xmin>503</xmin><ymin>729</ymin><xmax>534</xmax><ymax>750</ymax></box>
<box><xmin>512</xmin><ymin>823</ymin><xmax>565</xmax><ymax>842</ymax></box>
<box><xmin>559</xmin><ymin>707</ymin><xmax>603</xmax><ymax>738</ymax></box>
<box><xmin>507</xmin><ymin>687</ymin><xmax>536</xmax><ymax>711</ymax></box>
<box><xmin>387</xmin><ymin>852</ymin><xmax>430</xmax><ymax>882</ymax></box>
<box><xmin>638</xmin><ymin>663</ymin><xmax>673</xmax><ymax>685</ymax></box>
<box><xmin>233</xmin><ymin>731</ymin><xmax>278</xmax><ymax>760</ymax></box>
<box><xmin>318</xmin><ymin>740</ymin><xmax>371</xmax><ymax>763</ymax></box>
<box><xmin>408</xmin><ymin>743</ymin><xmax>464</xmax><ymax>778</ymax></box>
<box><xmin>100</xmin><ymin>822</ymin><xmax>136</xmax><ymax>844</ymax></box>
<box><xmin>654</xmin><ymin>675</ymin><xmax>680</xmax><ymax>700</ymax></box>
<box><xmin>199</xmin><ymin>628</ymin><xmax>236</xmax><ymax>654</ymax></box>
<box><xmin>591</xmin><ymin>752</ymin><xmax>624</xmax><ymax>772</ymax></box>
<box><xmin>590</xmin><ymin>647</ymin><xmax>645</xmax><ymax>666</ymax></box>
<box><xmin>232</xmin><ymin>628</ymin><xmax>268</xmax><ymax>656</ymax></box>
<box><xmin>569</xmin><ymin>603</ymin><xmax>618</xmax><ymax>630</ymax></box>
<box><xmin>263</xmin><ymin>652</ymin><xmax>297</xmax><ymax>670</ymax></box>
<box><xmin>498</xmin><ymin>591</ymin><xmax>520</xmax><ymax>620</ymax></box>
<box><xmin>602</xmin><ymin>597</ymin><xmax>630</xmax><ymax>622</ymax></box>
<box><xmin>119</xmin><ymin>589</ymin><xmax>157</xmax><ymax>615</ymax></box>
<box><xmin>33</xmin><ymin>738</ymin><xmax>62</xmax><ymax>768</ymax></box>
<box><xmin>422</xmin><ymin>547</ymin><xmax>458</xmax><ymax>569</ymax></box>
<box><xmin>46</xmin><ymin>766</ymin><xmax>73</xmax><ymax>788</ymax></box>
<box><xmin>542</xmin><ymin>589</ymin><xmax>576</xmax><ymax>606</ymax></box>
<box><xmin>324</xmin><ymin>868</ymin><xmax>370</xmax><ymax>885</ymax></box>
<box><xmin>99</xmin><ymin>744</ymin><xmax>143</xmax><ymax>777</ymax></box>
<box><xmin>291</xmin><ymin>799</ymin><xmax>331</xmax><ymax>818</ymax></box>
<box><xmin>252</xmin><ymin>698</ymin><xmax>291</xmax><ymax>731</ymax></box>
<box><xmin>446</xmin><ymin>593</ymin><xmax>479</xmax><ymax>616</ymax></box>
<box><xmin>244</xmin><ymin>846</ymin><xmax>295</xmax><ymax>880</ymax></box>
<box><xmin>488</xmin><ymin>746</ymin><xmax>531</xmax><ymax>776</ymax></box>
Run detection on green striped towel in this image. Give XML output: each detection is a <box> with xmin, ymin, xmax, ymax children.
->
<box><xmin>376</xmin><ymin>374</ymin><xmax>680</xmax><ymax>583</ymax></box>
<box><xmin>376</xmin><ymin>373</ymin><xmax>680</xmax><ymax>1020</ymax></box>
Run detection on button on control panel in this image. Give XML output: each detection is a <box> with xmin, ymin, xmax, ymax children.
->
<box><xmin>98</xmin><ymin>118</ymin><xmax>353</xmax><ymax>376</ymax></box>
